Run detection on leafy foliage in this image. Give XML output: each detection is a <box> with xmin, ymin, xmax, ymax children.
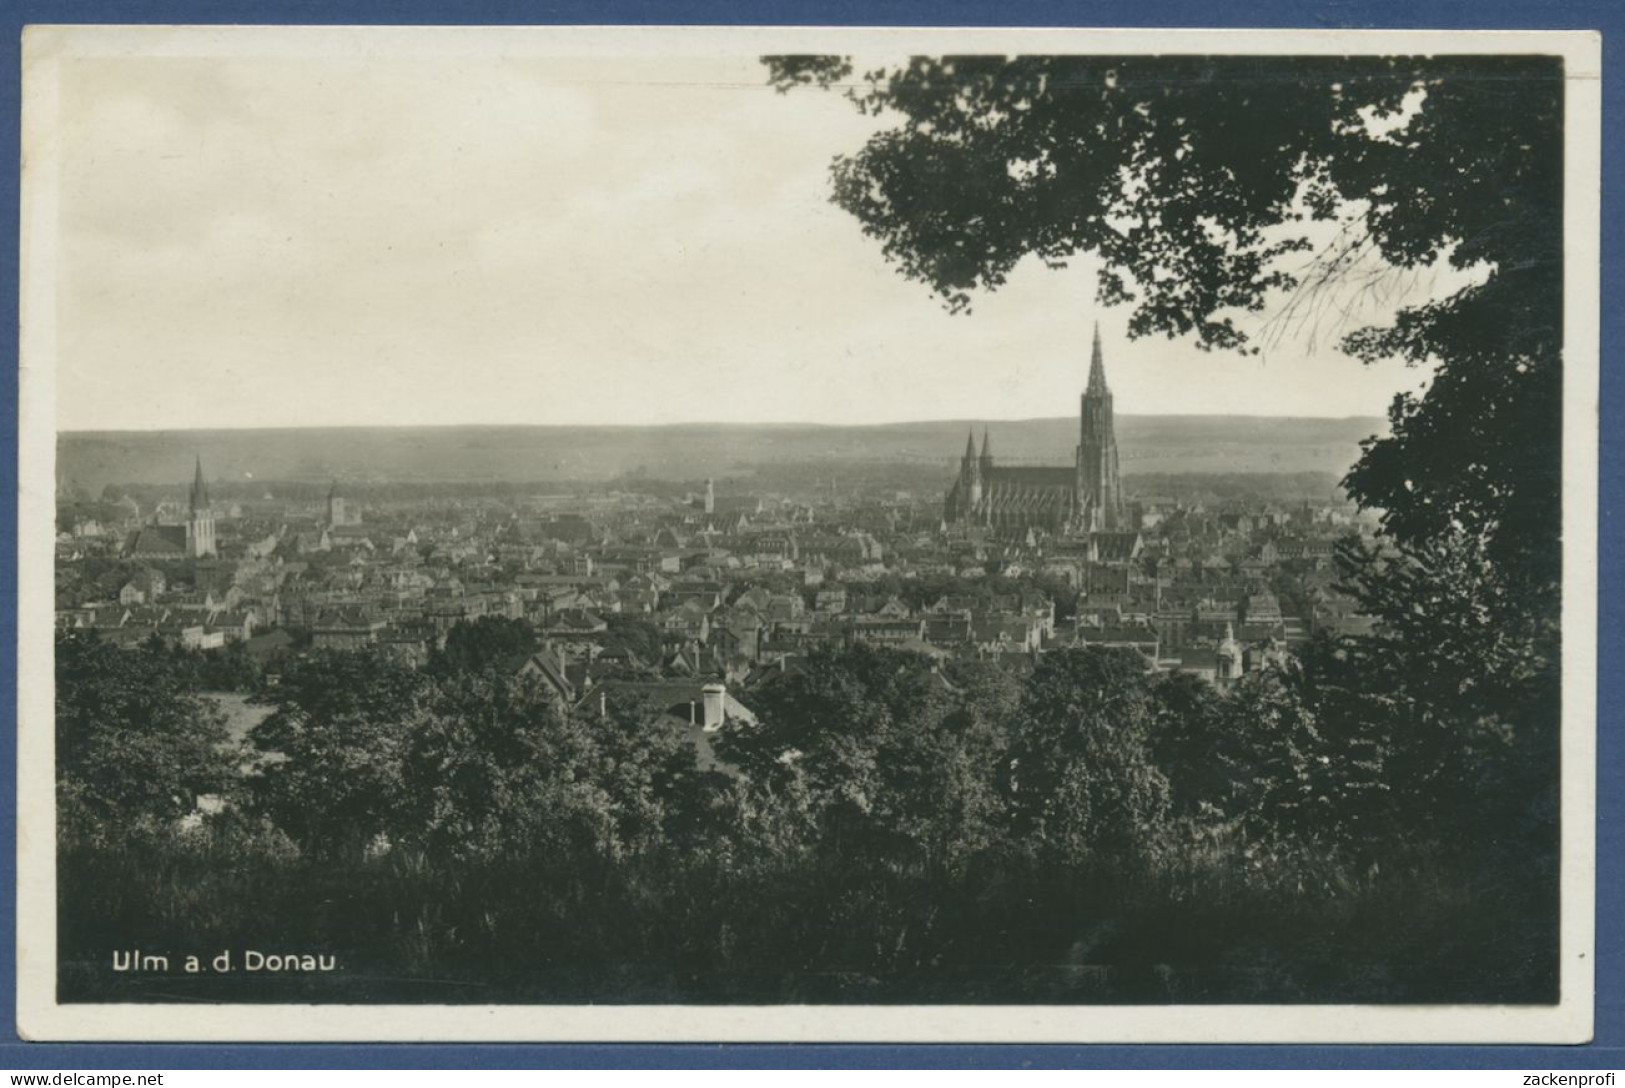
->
<box><xmin>59</xmin><ymin>630</ymin><xmax>1557</xmax><ymax>1002</ymax></box>
<box><xmin>54</xmin><ymin>57</ymin><xmax>1566</xmax><ymax>999</ymax></box>
<box><xmin>1005</xmin><ymin>648</ymin><xmax>1173</xmax><ymax>868</ymax></box>
<box><xmin>600</xmin><ymin>614</ymin><xmax>665</xmax><ymax>670</ymax></box>
<box><xmin>56</xmin><ymin>632</ymin><xmax>238</xmax><ymax>845</ymax></box>
<box><xmin>429</xmin><ymin>615</ymin><xmax>539</xmax><ymax>676</ymax></box>
<box><xmin>720</xmin><ymin>644</ymin><xmax>1007</xmax><ymax>867</ymax></box>
<box><xmin>764</xmin><ymin>53</ymin><xmax>1563</xmax><ymax>604</ymax></box>
<box><xmin>398</xmin><ymin>673</ymin><xmax>616</xmax><ymax>862</ymax></box>
<box><xmin>152</xmin><ymin>638</ymin><xmax>263</xmax><ymax>692</ymax></box>
<box><xmin>1317</xmin><ymin>533</ymin><xmax>1558</xmax><ymax>865</ymax></box>
<box><xmin>758</xmin><ymin>50</ymin><xmax>1564</xmax><ymax>980</ymax></box>
<box><xmin>248</xmin><ymin>650</ymin><xmax>430</xmax><ymax>860</ymax></box>
<box><xmin>398</xmin><ymin>673</ymin><xmax>716</xmax><ymax>863</ymax></box>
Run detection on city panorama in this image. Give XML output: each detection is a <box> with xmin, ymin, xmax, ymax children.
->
<box><xmin>43</xmin><ymin>43</ymin><xmax>1565</xmax><ymax>1013</ymax></box>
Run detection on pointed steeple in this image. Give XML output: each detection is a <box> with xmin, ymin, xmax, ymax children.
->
<box><xmin>189</xmin><ymin>455</ymin><xmax>209</xmax><ymax>514</ymax></box>
<box><xmin>980</xmin><ymin>427</ymin><xmax>993</xmax><ymax>461</ymax></box>
<box><xmin>963</xmin><ymin>429</ymin><xmax>978</xmax><ymax>461</ymax></box>
<box><xmin>1087</xmin><ymin>322</ymin><xmax>1108</xmax><ymax>396</ymax></box>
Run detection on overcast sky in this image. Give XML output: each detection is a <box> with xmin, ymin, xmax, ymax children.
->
<box><xmin>48</xmin><ymin>48</ymin><xmax>1475</xmax><ymax>432</ymax></box>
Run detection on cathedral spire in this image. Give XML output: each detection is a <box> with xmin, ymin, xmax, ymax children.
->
<box><xmin>185</xmin><ymin>455</ymin><xmax>217</xmax><ymax>558</ymax></box>
<box><xmin>1087</xmin><ymin>322</ymin><xmax>1108</xmax><ymax>395</ymax></box>
<box><xmin>189</xmin><ymin>455</ymin><xmax>209</xmax><ymax>514</ymax></box>
<box><xmin>980</xmin><ymin>427</ymin><xmax>993</xmax><ymax>461</ymax></box>
<box><xmin>964</xmin><ymin>429</ymin><xmax>978</xmax><ymax>461</ymax></box>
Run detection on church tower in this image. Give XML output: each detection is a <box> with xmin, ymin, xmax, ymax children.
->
<box><xmin>327</xmin><ymin>480</ymin><xmax>346</xmax><ymax>528</ymax></box>
<box><xmin>185</xmin><ymin>455</ymin><xmax>216</xmax><ymax>558</ymax></box>
<box><xmin>961</xmin><ymin>429</ymin><xmax>983</xmax><ymax>512</ymax></box>
<box><xmin>1076</xmin><ymin>324</ymin><xmax>1124</xmax><ymax>531</ymax></box>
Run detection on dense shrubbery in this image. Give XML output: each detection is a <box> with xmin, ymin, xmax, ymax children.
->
<box><xmin>57</xmin><ymin>596</ymin><xmax>1556</xmax><ymax>1003</ymax></box>
<box><xmin>426</xmin><ymin>616</ymin><xmax>539</xmax><ymax>677</ymax></box>
<box><xmin>57</xmin><ymin>635</ymin><xmax>239</xmax><ymax>847</ymax></box>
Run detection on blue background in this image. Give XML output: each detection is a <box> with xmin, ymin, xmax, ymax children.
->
<box><xmin>0</xmin><ymin>0</ymin><xmax>1617</xmax><ymax>1070</ymax></box>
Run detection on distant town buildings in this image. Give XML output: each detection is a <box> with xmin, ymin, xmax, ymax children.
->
<box><xmin>56</xmin><ymin>400</ymin><xmax>1381</xmax><ymax>701</ymax></box>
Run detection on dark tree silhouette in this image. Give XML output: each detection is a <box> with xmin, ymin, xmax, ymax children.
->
<box><xmin>249</xmin><ymin>650</ymin><xmax>431</xmax><ymax>860</ymax></box>
<box><xmin>429</xmin><ymin>615</ymin><xmax>539</xmax><ymax>676</ymax></box>
<box><xmin>764</xmin><ymin>54</ymin><xmax>1563</xmax><ymax>609</ymax></box>
<box><xmin>1005</xmin><ymin>647</ymin><xmax>1172</xmax><ymax>868</ymax></box>
<box><xmin>398</xmin><ymin>673</ymin><xmax>618</xmax><ymax>863</ymax></box>
<box><xmin>56</xmin><ymin>632</ymin><xmax>237</xmax><ymax>844</ymax></box>
<box><xmin>763</xmin><ymin>53</ymin><xmax>1564</xmax><ymax>995</ymax></box>
<box><xmin>600</xmin><ymin>614</ymin><xmax>666</xmax><ymax>669</ymax></box>
<box><xmin>764</xmin><ymin>46</ymin><xmax>1564</xmax><ymax>870</ymax></box>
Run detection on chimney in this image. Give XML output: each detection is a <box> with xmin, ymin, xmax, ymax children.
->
<box><xmin>700</xmin><ymin>683</ymin><xmax>726</xmax><ymax>731</ymax></box>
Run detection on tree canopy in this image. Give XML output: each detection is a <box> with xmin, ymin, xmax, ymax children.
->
<box><xmin>56</xmin><ymin>632</ymin><xmax>237</xmax><ymax>844</ymax></box>
<box><xmin>59</xmin><ymin>626</ymin><xmax>1557</xmax><ymax>1001</ymax></box>
<box><xmin>764</xmin><ymin>54</ymin><xmax>1564</xmax><ymax>609</ymax></box>
<box><xmin>429</xmin><ymin>615</ymin><xmax>539</xmax><ymax>676</ymax></box>
<box><xmin>763</xmin><ymin>54</ymin><xmax>1565</xmax><ymax>927</ymax></box>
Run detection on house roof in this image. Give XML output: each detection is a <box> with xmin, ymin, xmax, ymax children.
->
<box><xmin>1180</xmin><ymin>645</ymin><xmax>1228</xmax><ymax>665</ymax></box>
<box><xmin>547</xmin><ymin>608</ymin><xmax>606</xmax><ymax>630</ymax></box>
<box><xmin>129</xmin><ymin>526</ymin><xmax>187</xmax><ymax>555</ymax></box>
<box><xmin>1087</xmin><ymin>624</ymin><xmax>1160</xmax><ymax>645</ymax></box>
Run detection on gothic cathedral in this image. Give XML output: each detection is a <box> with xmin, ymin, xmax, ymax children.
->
<box><xmin>943</xmin><ymin>324</ymin><xmax>1124</xmax><ymax>535</ymax></box>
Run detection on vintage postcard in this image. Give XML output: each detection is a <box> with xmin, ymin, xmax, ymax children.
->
<box><xmin>16</xmin><ymin>24</ymin><xmax>1599</xmax><ymax>1042</ymax></box>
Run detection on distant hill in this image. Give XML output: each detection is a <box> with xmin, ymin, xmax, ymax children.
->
<box><xmin>56</xmin><ymin>416</ymin><xmax>1386</xmax><ymax>494</ymax></box>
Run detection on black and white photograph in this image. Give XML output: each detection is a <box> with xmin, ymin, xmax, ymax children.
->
<box><xmin>16</xmin><ymin>25</ymin><xmax>1599</xmax><ymax>1042</ymax></box>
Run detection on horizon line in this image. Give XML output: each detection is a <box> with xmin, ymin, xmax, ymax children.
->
<box><xmin>57</xmin><ymin>412</ymin><xmax>1389</xmax><ymax>436</ymax></box>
